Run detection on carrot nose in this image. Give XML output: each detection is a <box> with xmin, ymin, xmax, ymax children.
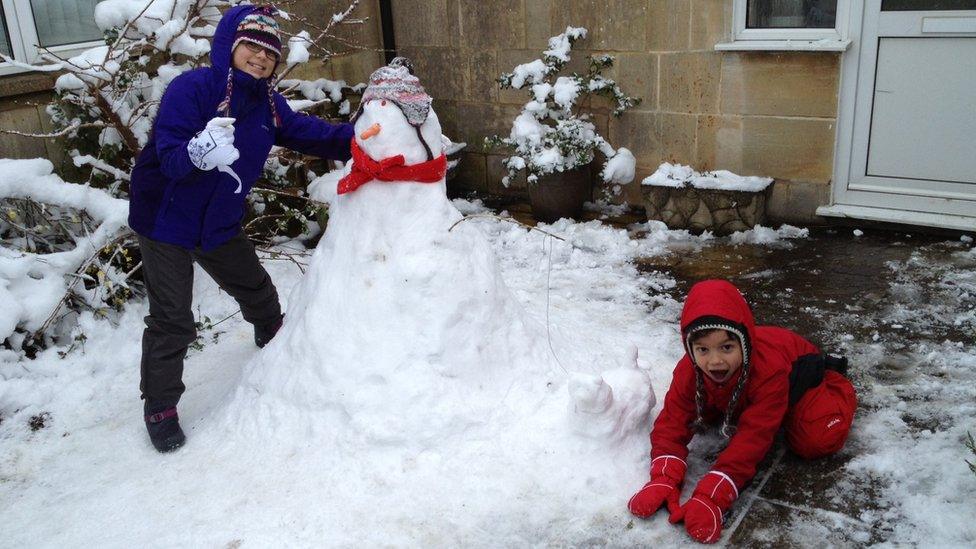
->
<box><xmin>359</xmin><ymin>123</ymin><xmax>381</xmax><ymax>140</ymax></box>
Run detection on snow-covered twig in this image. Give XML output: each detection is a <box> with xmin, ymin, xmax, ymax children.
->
<box><xmin>448</xmin><ymin>214</ymin><xmax>566</xmax><ymax>241</ymax></box>
<box><xmin>72</xmin><ymin>155</ymin><xmax>132</xmax><ymax>182</ymax></box>
<box><xmin>0</xmin><ymin>53</ymin><xmax>63</xmax><ymax>72</ymax></box>
<box><xmin>0</xmin><ymin>121</ymin><xmax>106</xmax><ymax>139</ymax></box>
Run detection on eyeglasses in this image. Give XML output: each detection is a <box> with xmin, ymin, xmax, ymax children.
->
<box><xmin>241</xmin><ymin>41</ymin><xmax>278</xmax><ymax>60</ymax></box>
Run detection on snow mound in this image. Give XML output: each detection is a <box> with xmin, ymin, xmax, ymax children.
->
<box><xmin>642</xmin><ymin>162</ymin><xmax>773</xmax><ymax>192</ymax></box>
<box><xmin>193</xmin><ymin>84</ymin><xmax>656</xmax><ymax>541</ymax></box>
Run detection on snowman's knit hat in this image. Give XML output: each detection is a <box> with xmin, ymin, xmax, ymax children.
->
<box><xmin>353</xmin><ymin>57</ymin><xmax>432</xmax><ymax>127</ymax></box>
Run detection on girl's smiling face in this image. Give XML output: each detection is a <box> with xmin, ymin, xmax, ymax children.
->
<box><xmin>691</xmin><ymin>329</ymin><xmax>743</xmax><ymax>384</ymax></box>
<box><xmin>232</xmin><ymin>41</ymin><xmax>277</xmax><ymax>79</ymax></box>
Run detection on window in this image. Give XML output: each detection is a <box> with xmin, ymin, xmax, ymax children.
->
<box><xmin>747</xmin><ymin>0</ymin><xmax>837</xmax><ymax>28</ymax></box>
<box><xmin>717</xmin><ymin>0</ymin><xmax>852</xmax><ymax>51</ymax></box>
<box><xmin>1</xmin><ymin>0</ymin><xmax>102</xmax><ymax>76</ymax></box>
<box><xmin>30</xmin><ymin>0</ymin><xmax>101</xmax><ymax>48</ymax></box>
<box><xmin>0</xmin><ymin>5</ymin><xmax>12</xmax><ymax>57</ymax></box>
<box><xmin>882</xmin><ymin>0</ymin><xmax>976</xmax><ymax>9</ymax></box>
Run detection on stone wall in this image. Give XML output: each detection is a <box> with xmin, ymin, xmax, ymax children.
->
<box><xmin>390</xmin><ymin>0</ymin><xmax>841</xmax><ymax>224</ymax></box>
<box><xmin>278</xmin><ymin>0</ymin><xmax>385</xmax><ymax>85</ymax></box>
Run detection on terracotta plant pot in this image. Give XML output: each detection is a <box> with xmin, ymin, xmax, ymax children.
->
<box><xmin>528</xmin><ymin>166</ymin><xmax>593</xmax><ymax>223</ymax></box>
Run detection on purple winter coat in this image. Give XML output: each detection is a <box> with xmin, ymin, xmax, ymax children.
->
<box><xmin>127</xmin><ymin>5</ymin><xmax>353</xmax><ymax>250</ymax></box>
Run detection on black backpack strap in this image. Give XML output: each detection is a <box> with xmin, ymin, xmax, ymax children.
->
<box><xmin>788</xmin><ymin>353</ymin><xmax>825</xmax><ymax>406</ymax></box>
<box><xmin>824</xmin><ymin>353</ymin><xmax>849</xmax><ymax>376</ymax></box>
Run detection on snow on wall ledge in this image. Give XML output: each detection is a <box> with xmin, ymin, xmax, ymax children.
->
<box><xmin>643</xmin><ymin>162</ymin><xmax>773</xmax><ymax>192</ymax></box>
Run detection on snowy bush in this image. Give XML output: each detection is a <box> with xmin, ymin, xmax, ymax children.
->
<box><xmin>0</xmin><ymin>159</ymin><xmax>131</xmax><ymax>354</ymax></box>
<box><xmin>0</xmin><ymin>0</ymin><xmax>366</xmax><ymax>354</ymax></box>
<box><xmin>485</xmin><ymin>26</ymin><xmax>640</xmax><ymax>187</ymax></box>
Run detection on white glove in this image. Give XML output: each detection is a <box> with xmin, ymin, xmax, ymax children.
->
<box><xmin>187</xmin><ymin>117</ymin><xmax>239</xmax><ymax>171</ymax></box>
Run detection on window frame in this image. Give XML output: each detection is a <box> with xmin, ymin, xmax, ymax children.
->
<box><xmin>716</xmin><ymin>0</ymin><xmax>853</xmax><ymax>51</ymax></box>
<box><xmin>1</xmin><ymin>0</ymin><xmax>103</xmax><ymax>77</ymax></box>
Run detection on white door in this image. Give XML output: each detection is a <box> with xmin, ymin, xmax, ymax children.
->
<box><xmin>825</xmin><ymin>0</ymin><xmax>976</xmax><ymax>229</ymax></box>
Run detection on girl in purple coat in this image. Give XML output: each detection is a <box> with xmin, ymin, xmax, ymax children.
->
<box><xmin>127</xmin><ymin>5</ymin><xmax>353</xmax><ymax>452</ymax></box>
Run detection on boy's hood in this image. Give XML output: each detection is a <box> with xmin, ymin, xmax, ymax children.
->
<box><xmin>680</xmin><ymin>279</ymin><xmax>755</xmax><ymax>332</ymax></box>
<box><xmin>680</xmin><ymin>279</ymin><xmax>757</xmax><ymax>360</ymax></box>
<box><xmin>210</xmin><ymin>5</ymin><xmax>258</xmax><ymax>75</ymax></box>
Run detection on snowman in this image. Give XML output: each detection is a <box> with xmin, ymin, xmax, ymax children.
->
<box><xmin>210</xmin><ymin>58</ymin><xmax>653</xmax><ymax>455</ymax></box>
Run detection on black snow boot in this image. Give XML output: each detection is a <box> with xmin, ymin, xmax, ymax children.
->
<box><xmin>254</xmin><ymin>314</ymin><xmax>284</xmax><ymax>348</ymax></box>
<box><xmin>145</xmin><ymin>404</ymin><xmax>185</xmax><ymax>452</ymax></box>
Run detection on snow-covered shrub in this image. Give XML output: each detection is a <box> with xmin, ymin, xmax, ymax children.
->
<box><xmin>0</xmin><ymin>0</ymin><xmax>365</xmax><ymax>353</ymax></box>
<box><xmin>485</xmin><ymin>26</ymin><xmax>640</xmax><ymax>187</ymax></box>
<box><xmin>0</xmin><ymin>159</ymin><xmax>131</xmax><ymax>354</ymax></box>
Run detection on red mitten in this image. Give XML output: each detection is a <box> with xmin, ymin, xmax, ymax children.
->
<box><xmin>668</xmin><ymin>471</ymin><xmax>738</xmax><ymax>544</ymax></box>
<box><xmin>627</xmin><ymin>455</ymin><xmax>686</xmax><ymax>518</ymax></box>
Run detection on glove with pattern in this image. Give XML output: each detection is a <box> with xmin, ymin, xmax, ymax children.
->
<box><xmin>187</xmin><ymin>118</ymin><xmax>239</xmax><ymax>171</ymax></box>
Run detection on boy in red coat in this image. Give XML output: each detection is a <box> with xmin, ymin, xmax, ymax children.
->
<box><xmin>628</xmin><ymin>279</ymin><xmax>856</xmax><ymax>544</ymax></box>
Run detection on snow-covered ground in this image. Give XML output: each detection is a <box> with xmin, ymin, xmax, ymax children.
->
<box><xmin>1</xmin><ymin>201</ymin><xmax>974</xmax><ymax>547</ymax></box>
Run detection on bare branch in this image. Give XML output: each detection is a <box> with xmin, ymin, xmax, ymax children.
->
<box><xmin>0</xmin><ymin>121</ymin><xmax>106</xmax><ymax>139</ymax></box>
<box><xmin>448</xmin><ymin>214</ymin><xmax>567</xmax><ymax>241</ymax></box>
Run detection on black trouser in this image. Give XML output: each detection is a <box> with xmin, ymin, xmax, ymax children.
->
<box><xmin>138</xmin><ymin>233</ymin><xmax>281</xmax><ymax>407</ymax></box>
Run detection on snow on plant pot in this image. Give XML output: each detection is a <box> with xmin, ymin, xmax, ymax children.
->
<box><xmin>485</xmin><ymin>26</ymin><xmax>640</xmax><ymax>222</ymax></box>
<box><xmin>641</xmin><ymin>163</ymin><xmax>774</xmax><ymax>235</ymax></box>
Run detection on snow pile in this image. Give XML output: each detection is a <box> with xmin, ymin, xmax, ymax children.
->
<box><xmin>642</xmin><ymin>162</ymin><xmax>774</xmax><ymax>192</ymax></box>
<box><xmin>0</xmin><ymin>159</ymin><xmax>130</xmax><ymax>342</ymax></box>
<box><xmin>192</xmin><ymin>86</ymin><xmax>658</xmax><ymax>542</ymax></box>
<box><xmin>3</xmin><ymin>193</ymin><xmax>975</xmax><ymax>545</ymax></box>
<box><xmin>730</xmin><ymin>224</ymin><xmax>810</xmax><ymax>245</ymax></box>
<box><xmin>601</xmin><ymin>147</ymin><xmax>636</xmax><ymax>185</ymax></box>
<box><xmin>286</xmin><ymin>30</ymin><xmax>312</xmax><ymax>65</ymax></box>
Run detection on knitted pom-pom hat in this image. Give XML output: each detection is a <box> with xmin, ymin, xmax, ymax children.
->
<box><xmin>352</xmin><ymin>57</ymin><xmax>432</xmax><ymax>127</ymax></box>
<box><xmin>232</xmin><ymin>6</ymin><xmax>282</xmax><ymax>59</ymax></box>
<box><xmin>217</xmin><ymin>5</ymin><xmax>283</xmax><ymax>127</ymax></box>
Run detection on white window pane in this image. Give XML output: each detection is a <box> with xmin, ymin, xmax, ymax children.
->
<box><xmin>882</xmin><ymin>0</ymin><xmax>976</xmax><ymax>9</ymax></box>
<box><xmin>1</xmin><ymin>5</ymin><xmax>11</xmax><ymax>56</ymax></box>
<box><xmin>30</xmin><ymin>0</ymin><xmax>101</xmax><ymax>48</ymax></box>
<box><xmin>747</xmin><ymin>0</ymin><xmax>838</xmax><ymax>28</ymax></box>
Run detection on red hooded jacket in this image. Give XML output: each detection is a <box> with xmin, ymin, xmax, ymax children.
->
<box><xmin>650</xmin><ymin>279</ymin><xmax>819</xmax><ymax>489</ymax></box>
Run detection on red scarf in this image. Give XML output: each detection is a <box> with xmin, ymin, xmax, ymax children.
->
<box><xmin>337</xmin><ymin>139</ymin><xmax>447</xmax><ymax>195</ymax></box>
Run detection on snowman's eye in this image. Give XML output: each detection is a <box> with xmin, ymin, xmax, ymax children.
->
<box><xmin>381</xmin><ymin>100</ymin><xmax>387</xmax><ymax>106</ymax></box>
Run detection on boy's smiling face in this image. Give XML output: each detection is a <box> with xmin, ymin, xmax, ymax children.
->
<box><xmin>691</xmin><ymin>329</ymin><xmax>743</xmax><ymax>384</ymax></box>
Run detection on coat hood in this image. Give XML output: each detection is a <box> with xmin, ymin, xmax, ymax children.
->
<box><xmin>210</xmin><ymin>5</ymin><xmax>256</xmax><ymax>75</ymax></box>
<box><xmin>680</xmin><ymin>279</ymin><xmax>757</xmax><ymax>365</ymax></box>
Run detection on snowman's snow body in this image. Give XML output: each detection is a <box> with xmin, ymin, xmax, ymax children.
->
<box><xmin>212</xmin><ymin>62</ymin><xmax>652</xmax><ymax>459</ymax></box>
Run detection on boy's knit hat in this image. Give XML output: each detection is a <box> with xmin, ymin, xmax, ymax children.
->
<box><xmin>352</xmin><ymin>57</ymin><xmax>432</xmax><ymax>127</ymax></box>
<box><xmin>232</xmin><ymin>6</ymin><xmax>282</xmax><ymax>59</ymax></box>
